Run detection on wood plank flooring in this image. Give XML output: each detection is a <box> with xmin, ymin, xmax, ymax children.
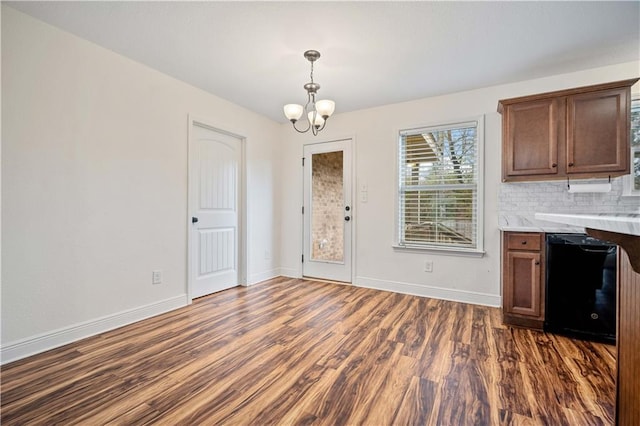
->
<box><xmin>1</xmin><ymin>277</ymin><xmax>616</xmax><ymax>425</ymax></box>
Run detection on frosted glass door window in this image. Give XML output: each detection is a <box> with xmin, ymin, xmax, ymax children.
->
<box><xmin>311</xmin><ymin>151</ymin><xmax>344</xmax><ymax>262</ymax></box>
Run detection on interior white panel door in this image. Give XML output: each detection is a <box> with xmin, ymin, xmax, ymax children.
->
<box><xmin>190</xmin><ymin>123</ymin><xmax>241</xmax><ymax>298</ymax></box>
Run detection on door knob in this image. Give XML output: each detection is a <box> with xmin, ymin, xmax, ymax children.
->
<box><xmin>192</xmin><ymin>217</ymin><xmax>199</xmax><ymax>224</ymax></box>
<box><xmin>345</xmin><ymin>216</ymin><xmax>351</xmax><ymax>221</ymax></box>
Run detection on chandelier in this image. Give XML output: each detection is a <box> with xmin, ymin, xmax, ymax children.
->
<box><xmin>283</xmin><ymin>50</ymin><xmax>335</xmax><ymax>135</ymax></box>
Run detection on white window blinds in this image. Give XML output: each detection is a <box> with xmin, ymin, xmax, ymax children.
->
<box><xmin>398</xmin><ymin>120</ymin><xmax>480</xmax><ymax>250</ymax></box>
<box><xmin>630</xmin><ymin>99</ymin><xmax>640</xmax><ymax>193</ymax></box>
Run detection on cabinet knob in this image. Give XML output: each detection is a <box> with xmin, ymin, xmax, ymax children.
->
<box><xmin>521</xmin><ymin>241</ymin><xmax>527</xmax><ymax>245</ymax></box>
<box><xmin>568</xmin><ymin>162</ymin><xmax>574</xmax><ymax>167</ymax></box>
<box><xmin>535</xmin><ymin>261</ymin><xmax>540</xmax><ymax>265</ymax></box>
<box><xmin>551</xmin><ymin>163</ymin><xmax>557</xmax><ymax>167</ymax></box>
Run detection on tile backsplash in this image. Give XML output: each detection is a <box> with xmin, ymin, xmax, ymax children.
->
<box><xmin>498</xmin><ymin>177</ymin><xmax>639</xmax><ymax>219</ymax></box>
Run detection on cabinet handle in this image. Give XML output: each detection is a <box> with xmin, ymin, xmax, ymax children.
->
<box><xmin>568</xmin><ymin>162</ymin><xmax>574</xmax><ymax>167</ymax></box>
<box><xmin>551</xmin><ymin>163</ymin><xmax>557</xmax><ymax>167</ymax></box>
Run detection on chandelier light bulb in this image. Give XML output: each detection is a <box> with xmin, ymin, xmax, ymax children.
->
<box><xmin>283</xmin><ymin>104</ymin><xmax>304</xmax><ymax>122</ymax></box>
<box><xmin>315</xmin><ymin>99</ymin><xmax>335</xmax><ymax>118</ymax></box>
<box><xmin>308</xmin><ymin>111</ymin><xmax>325</xmax><ymax>128</ymax></box>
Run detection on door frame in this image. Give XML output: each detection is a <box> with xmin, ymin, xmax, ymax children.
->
<box><xmin>187</xmin><ymin>115</ymin><xmax>247</xmax><ymax>302</ymax></box>
<box><xmin>302</xmin><ymin>136</ymin><xmax>356</xmax><ymax>283</ymax></box>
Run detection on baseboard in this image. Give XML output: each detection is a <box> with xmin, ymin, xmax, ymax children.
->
<box><xmin>278</xmin><ymin>267</ymin><xmax>300</xmax><ymax>278</ymax></box>
<box><xmin>1</xmin><ymin>294</ymin><xmax>188</xmax><ymax>365</ymax></box>
<box><xmin>355</xmin><ymin>276</ymin><xmax>501</xmax><ymax>307</ymax></box>
<box><xmin>503</xmin><ymin>313</ymin><xmax>544</xmax><ymax>330</ymax></box>
<box><xmin>247</xmin><ymin>269</ymin><xmax>281</xmax><ymax>285</ymax></box>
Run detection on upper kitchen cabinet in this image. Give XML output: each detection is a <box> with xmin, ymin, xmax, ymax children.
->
<box><xmin>498</xmin><ymin>78</ymin><xmax>638</xmax><ymax>182</ymax></box>
<box><xmin>501</xmin><ymin>97</ymin><xmax>562</xmax><ymax>179</ymax></box>
<box><xmin>566</xmin><ymin>87</ymin><xmax>629</xmax><ymax>175</ymax></box>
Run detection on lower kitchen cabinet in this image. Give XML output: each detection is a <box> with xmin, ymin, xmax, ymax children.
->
<box><xmin>502</xmin><ymin>232</ymin><xmax>545</xmax><ymax>329</ymax></box>
<box><xmin>616</xmin><ymin>248</ymin><xmax>640</xmax><ymax>425</ymax></box>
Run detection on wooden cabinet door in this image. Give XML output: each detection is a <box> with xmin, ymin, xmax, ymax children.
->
<box><xmin>502</xmin><ymin>98</ymin><xmax>560</xmax><ymax>180</ymax></box>
<box><xmin>504</xmin><ymin>251</ymin><xmax>542</xmax><ymax>318</ymax></box>
<box><xmin>566</xmin><ymin>87</ymin><xmax>629</xmax><ymax>174</ymax></box>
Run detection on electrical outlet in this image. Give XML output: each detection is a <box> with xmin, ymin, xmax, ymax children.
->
<box><xmin>424</xmin><ymin>261</ymin><xmax>433</xmax><ymax>272</ymax></box>
<box><xmin>152</xmin><ymin>270</ymin><xmax>162</xmax><ymax>285</ymax></box>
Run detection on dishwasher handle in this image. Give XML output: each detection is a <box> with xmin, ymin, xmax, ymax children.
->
<box><xmin>578</xmin><ymin>245</ymin><xmax>615</xmax><ymax>254</ymax></box>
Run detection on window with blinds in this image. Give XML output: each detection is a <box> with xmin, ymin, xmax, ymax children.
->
<box><xmin>397</xmin><ymin>119</ymin><xmax>483</xmax><ymax>251</ymax></box>
<box><xmin>629</xmin><ymin>98</ymin><xmax>640</xmax><ymax>194</ymax></box>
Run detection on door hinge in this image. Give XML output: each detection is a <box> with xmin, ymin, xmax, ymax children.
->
<box><xmin>302</xmin><ymin>206</ymin><xmax>304</xmax><ymax>214</ymax></box>
<box><xmin>302</xmin><ymin>254</ymin><xmax>304</xmax><ymax>263</ymax></box>
<box><xmin>302</xmin><ymin>157</ymin><xmax>305</xmax><ymax>166</ymax></box>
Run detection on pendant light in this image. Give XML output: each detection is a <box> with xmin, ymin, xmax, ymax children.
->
<box><xmin>283</xmin><ymin>50</ymin><xmax>335</xmax><ymax>135</ymax></box>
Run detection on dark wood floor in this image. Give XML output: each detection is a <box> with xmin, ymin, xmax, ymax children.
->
<box><xmin>1</xmin><ymin>277</ymin><xmax>616</xmax><ymax>425</ymax></box>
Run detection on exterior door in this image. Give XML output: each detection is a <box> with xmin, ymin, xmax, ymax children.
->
<box><xmin>303</xmin><ymin>139</ymin><xmax>352</xmax><ymax>282</ymax></box>
<box><xmin>189</xmin><ymin>123</ymin><xmax>241</xmax><ymax>298</ymax></box>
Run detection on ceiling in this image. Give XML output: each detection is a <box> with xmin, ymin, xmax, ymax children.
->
<box><xmin>7</xmin><ymin>1</ymin><xmax>640</xmax><ymax>123</ymax></box>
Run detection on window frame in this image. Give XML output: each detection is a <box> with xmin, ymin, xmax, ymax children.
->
<box><xmin>623</xmin><ymin>95</ymin><xmax>640</xmax><ymax>197</ymax></box>
<box><xmin>393</xmin><ymin>116</ymin><xmax>485</xmax><ymax>256</ymax></box>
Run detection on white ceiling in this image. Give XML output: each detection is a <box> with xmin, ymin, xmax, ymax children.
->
<box><xmin>7</xmin><ymin>1</ymin><xmax>640</xmax><ymax>123</ymax></box>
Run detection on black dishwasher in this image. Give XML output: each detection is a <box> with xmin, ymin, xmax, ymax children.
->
<box><xmin>545</xmin><ymin>233</ymin><xmax>617</xmax><ymax>344</ymax></box>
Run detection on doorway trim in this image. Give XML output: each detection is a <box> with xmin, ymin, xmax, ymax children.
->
<box><xmin>187</xmin><ymin>115</ymin><xmax>247</xmax><ymax>302</ymax></box>
<box><xmin>302</xmin><ymin>136</ymin><xmax>356</xmax><ymax>283</ymax></box>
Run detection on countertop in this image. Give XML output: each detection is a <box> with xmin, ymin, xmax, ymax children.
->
<box><xmin>498</xmin><ymin>215</ymin><xmax>584</xmax><ymax>233</ymax></box>
<box><xmin>534</xmin><ymin>212</ymin><xmax>640</xmax><ymax>237</ymax></box>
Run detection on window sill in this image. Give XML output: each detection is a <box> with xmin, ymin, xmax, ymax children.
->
<box><xmin>392</xmin><ymin>244</ymin><xmax>485</xmax><ymax>258</ymax></box>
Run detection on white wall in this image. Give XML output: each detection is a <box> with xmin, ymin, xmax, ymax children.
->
<box><xmin>1</xmin><ymin>6</ymin><xmax>281</xmax><ymax>362</ymax></box>
<box><xmin>279</xmin><ymin>60</ymin><xmax>640</xmax><ymax>306</ymax></box>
